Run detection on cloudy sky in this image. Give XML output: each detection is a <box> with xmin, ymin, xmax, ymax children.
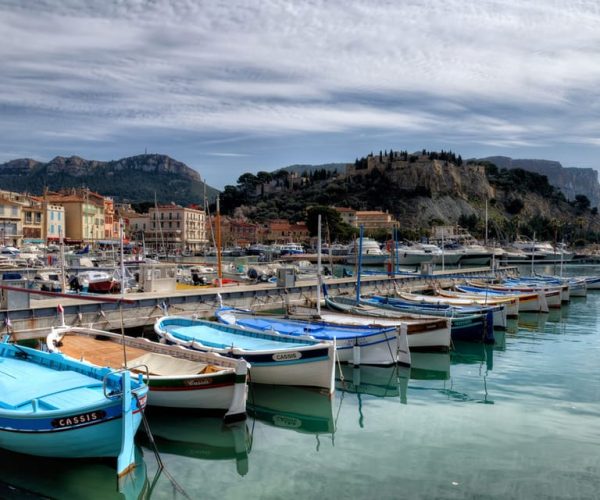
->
<box><xmin>1</xmin><ymin>0</ymin><xmax>600</xmax><ymax>187</ymax></box>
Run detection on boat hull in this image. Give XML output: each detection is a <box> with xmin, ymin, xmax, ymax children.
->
<box><xmin>0</xmin><ymin>407</ymin><xmax>143</xmax><ymax>459</ymax></box>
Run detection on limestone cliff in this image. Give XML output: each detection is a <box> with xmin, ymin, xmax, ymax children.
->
<box><xmin>480</xmin><ymin>156</ymin><xmax>600</xmax><ymax>208</ymax></box>
<box><xmin>0</xmin><ymin>154</ymin><xmax>216</xmax><ymax>204</ymax></box>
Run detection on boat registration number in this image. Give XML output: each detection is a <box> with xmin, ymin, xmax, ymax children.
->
<box><xmin>272</xmin><ymin>352</ymin><xmax>302</xmax><ymax>362</ymax></box>
<box><xmin>51</xmin><ymin>410</ymin><xmax>107</xmax><ymax>428</ymax></box>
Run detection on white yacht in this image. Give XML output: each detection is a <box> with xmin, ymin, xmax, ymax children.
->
<box><xmin>512</xmin><ymin>239</ymin><xmax>574</xmax><ymax>262</ymax></box>
<box><xmin>419</xmin><ymin>243</ymin><xmax>462</xmax><ymax>266</ymax></box>
<box><xmin>345</xmin><ymin>238</ymin><xmax>389</xmax><ymax>265</ymax></box>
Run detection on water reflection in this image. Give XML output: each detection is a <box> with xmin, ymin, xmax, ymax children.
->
<box><xmin>0</xmin><ymin>446</ymin><xmax>147</xmax><ymax>500</ymax></box>
<box><xmin>247</xmin><ymin>384</ymin><xmax>335</xmax><ymax>437</ymax></box>
<box><xmin>410</xmin><ymin>352</ymin><xmax>451</xmax><ymax>381</ymax></box>
<box><xmin>452</xmin><ymin>341</ymin><xmax>495</xmax><ymax>371</ymax></box>
<box><xmin>336</xmin><ymin>364</ymin><xmax>410</xmax><ymax>402</ymax></box>
<box><xmin>143</xmin><ymin>411</ymin><xmax>251</xmax><ymax>477</ymax></box>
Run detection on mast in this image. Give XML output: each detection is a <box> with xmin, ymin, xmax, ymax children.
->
<box><xmin>316</xmin><ymin>214</ymin><xmax>322</xmax><ymax>315</ymax></box>
<box><xmin>59</xmin><ymin>227</ymin><xmax>66</xmax><ymax>293</ymax></box>
<box><xmin>216</xmin><ymin>196</ymin><xmax>223</xmax><ymax>287</ymax></box>
<box><xmin>355</xmin><ymin>225</ymin><xmax>364</xmax><ymax>303</ymax></box>
<box><xmin>531</xmin><ymin>231</ymin><xmax>536</xmax><ymax>275</ymax></box>
<box><xmin>485</xmin><ymin>197</ymin><xmax>489</xmax><ymax>246</ymax></box>
<box><xmin>119</xmin><ymin>217</ymin><xmax>125</xmax><ymax>298</ymax></box>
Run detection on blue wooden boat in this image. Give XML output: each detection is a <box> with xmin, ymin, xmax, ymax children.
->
<box><xmin>359</xmin><ymin>296</ymin><xmax>494</xmax><ymax>343</ymax></box>
<box><xmin>215</xmin><ymin>307</ymin><xmax>411</xmax><ymax>367</ymax></box>
<box><xmin>154</xmin><ymin>316</ymin><xmax>335</xmax><ymax>392</ymax></box>
<box><xmin>0</xmin><ymin>340</ymin><xmax>148</xmax><ymax>478</ymax></box>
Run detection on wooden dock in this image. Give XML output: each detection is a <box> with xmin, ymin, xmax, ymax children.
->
<box><xmin>3</xmin><ymin>266</ymin><xmax>517</xmax><ymax>340</ymax></box>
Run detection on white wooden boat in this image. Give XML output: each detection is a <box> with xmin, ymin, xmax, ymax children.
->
<box><xmin>47</xmin><ymin>326</ymin><xmax>248</xmax><ymax>422</ymax></box>
<box><xmin>155</xmin><ymin>316</ymin><xmax>335</xmax><ymax>393</ymax></box>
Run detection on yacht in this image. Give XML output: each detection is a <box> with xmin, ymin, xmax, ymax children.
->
<box><xmin>512</xmin><ymin>239</ymin><xmax>574</xmax><ymax>262</ymax></box>
<box><xmin>392</xmin><ymin>244</ymin><xmax>434</xmax><ymax>266</ymax></box>
<box><xmin>419</xmin><ymin>243</ymin><xmax>462</xmax><ymax>266</ymax></box>
<box><xmin>345</xmin><ymin>238</ymin><xmax>389</xmax><ymax>265</ymax></box>
<box><xmin>276</xmin><ymin>243</ymin><xmax>305</xmax><ymax>256</ymax></box>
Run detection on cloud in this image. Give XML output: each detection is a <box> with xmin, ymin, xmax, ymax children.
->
<box><xmin>1</xmin><ymin>0</ymin><xmax>600</xmax><ymax>185</ymax></box>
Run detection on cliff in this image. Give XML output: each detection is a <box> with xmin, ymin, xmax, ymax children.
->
<box><xmin>0</xmin><ymin>154</ymin><xmax>218</xmax><ymax>205</ymax></box>
<box><xmin>480</xmin><ymin>156</ymin><xmax>600</xmax><ymax>208</ymax></box>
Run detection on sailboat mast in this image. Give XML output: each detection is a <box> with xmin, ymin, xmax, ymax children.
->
<box><xmin>120</xmin><ymin>217</ymin><xmax>125</xmax><ymax>298</ymax></box>
<box><xmin>485</xmin><ymin>198</ymin><xmax>489</xmax><ymax>246</ymax></box>
<box><xmin>316</xmin><ymin>214</ymin><xmax>322</xmax><ymax>315</ymax></box>
<box><xmin>216</xmin><ymin>196</ymin><xmax>223</xmax><ymax>287</ymax></box>
<box><xmin>355</xmin><ymin>225</ymin><xmax>364</xmax><ymax>303</ymax></box>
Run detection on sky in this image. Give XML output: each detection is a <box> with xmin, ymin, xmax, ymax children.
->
<box><xmin>1</xmin><ymin>0</ymin><xmax>600</xmax><ymax>189</ymax></box>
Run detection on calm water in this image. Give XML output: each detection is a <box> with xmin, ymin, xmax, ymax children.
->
<box><xmin>3</xmin><ymin>265</ymin><xmax>600</xmax><ymax>499</ymax></box>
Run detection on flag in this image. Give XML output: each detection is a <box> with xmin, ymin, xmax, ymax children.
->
<box><xmin>4</xmin><ymin>317</ymin><xmax>11</xmax><ymax>328</ymax></box>
<box><xmin>57</xmin><ymin>304</ymin><xmax>64</xmax><ymax>313</ymax></box>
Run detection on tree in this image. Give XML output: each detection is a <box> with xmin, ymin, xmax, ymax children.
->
<box><xmin>305</xmin><ymin>206</ymin><xmax>356</xmax><ymax>241</ymax></box>
<box><xmin>573</xmin><ymin>194</ymin><xmax>591</xmax><ymax>214</ymax></box>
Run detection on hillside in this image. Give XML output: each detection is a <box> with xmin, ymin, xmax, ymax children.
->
<box><xmin>0</xmin><ymin>154</ymin><xmax>219</xmax><ymax>205</ymax></box>
<box><xmin>221</xmin><ymin>150</ymin><xmax>600</xmax><ymax>244</ymax></box>
<box><xmin>479</xmin><ymin>156</ymin><xmax>600</xmax><ymax>208</ymax></box>
<box><xmin>275</xmin><ymin>163</ymin><xmax>346</xmax><ymax>176</ymax></box>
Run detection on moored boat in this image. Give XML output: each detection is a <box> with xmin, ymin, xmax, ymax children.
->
<box><xmin>0</xmin><ymin>340</ymin><xmax>147</xmax><ymax>477</ymax></box>
<box><xmin>155</xmin><ymin>315</ymin><xmax>335</xmax><ymax>392</ymax></box>
<box><xmin>46</xmin><ymin>326</ymin><xmax>248</xmax><ymax>422</ymax></box>
<box><xmin>456</xmin><ymin>284</ymin><xmax>548</xmax><ymax>313</ymax></box>
<box><xmin>395</xmin><ymin>290</ymin><xmax>508</xmax><ymax>329</ymax></box>
<box><xmin>322</xmin><ymin>295</ymin><xmax>451</xmax><ymax>351</ymax></box>
<box><xmin>358</xmin><ymin>295</ymin><xmax>495</xmax><ymax>343</ymax></box>
<box><xmin>215</xmin><ymin>307</ymin><xmax>410</xmax><ymax>367</ymax></box>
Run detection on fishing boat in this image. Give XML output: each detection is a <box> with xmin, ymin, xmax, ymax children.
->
<box><xmin>73</xmin><ymin>270</ymin><xmax>120</xmax><ymax>294</ymax></box>
<box><xmin>154</xmin><ymin>315</ymin><xmax>335</xmax><ymax>392</ymax></box>
<box><xmin>319</xmin><ymin>296</ymin><xmax>452</xmax><ymax>351</ymax></box>
<box><xmin>455</xmin><ymin>284</ymin><xmax>548</xmax><ymax>313</ymax></box>
<box><xmin>435</xmin><ymin>288</ymin><xmax>519</xmax><ymax>318</ymax></box>
<box><xmin>483</xmin><ymin>280</ymin><xmax>565</xmax><ymax>307</ymax></box>
<box><xmin>353</xmin><ymin>295</ymin><xmax>495</xmax><ymax>343</ymax></box>
<box><xmin>0</xmin><ymin>340</ymin><xmax>147</xmax><ymax>477</ymax></box>
<box><xmin>215</xmin><ymin>307</ymin><xmax>411</xmax><ymax>367</ymax></box>
<box><xmin>46</xmin><ymin>326</ymin><xmax>248</xmax><ymax>422</ymax></box>
<box><xmin>394</xmin><ymin>290</ymin><xmax>508</xmax><ymax>329</ymax></box>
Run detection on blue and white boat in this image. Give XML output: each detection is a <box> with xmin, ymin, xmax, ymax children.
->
<box><xmin>0</xmin><ymin>340</ymin><xmax>148</xmax><ymax>478</ymax></box>
<box><xmin>215</xmin><ymin>307</ymin><xmax>411</xmax><ymax>367</ymax></box>
<box><xmin>455</xmin><ymin>284</ymin><xmax>548</xmax><ymax>313</ymax></box>
<box><xmin>154</xmin><ymin>316</ymin><xmax>335</xmax><ymax>393</ymax></box>
<box><xmin>358</xmin><ymin>296</ymin><xmax>495</xmax><ymax>344</ymax></box>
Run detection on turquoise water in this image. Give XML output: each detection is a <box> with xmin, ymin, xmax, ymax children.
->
<box><xmin>2</xmin><ymin>265</ymin><xmax>600</xmax><ymax>499</ymax></box>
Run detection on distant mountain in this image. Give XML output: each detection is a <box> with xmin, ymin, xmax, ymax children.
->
<box><xmin>0</xmin><ymin>154</ymin><xmax>219</xmax><ymax>205</ymax></box>
<box><xmin>479</xmin><ymin>156</ymin><xmax>600</xmax><ymax>208</ymax></box>
<box><xmin>275</xmin><ymin>163</ymin><xmax>347</xmax><ymax>176</ymax></box>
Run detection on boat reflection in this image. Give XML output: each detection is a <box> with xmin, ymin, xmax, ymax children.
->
<box><xmin>410</xmin><ymin>352</ymin><xmax>451</xmax><ymax>381</ymax></box>
<box><xmin>336</xmin><ymin>364</ymin><xmax>410</xmax><ymax>403</ymax></box>
<box><xmin>247</xmin><ymin>384</ymin><xmax>335</xmax><ymax>437</ymax></box>
<box><xmin>143</xmin><ymin>411</ymin><xmax>251</xmax><ymax>477</ymax></box>
<box><xmin>451</xmin><ymin>341</ymin><xmax>495</xmax><ymax>371</ymax></box>
<box><xmin>0</xmin><ymin>445</ymin><xmax>147</xmax><ymax>500</ymax></box>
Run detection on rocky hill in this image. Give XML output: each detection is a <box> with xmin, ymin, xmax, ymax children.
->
<box><xmin>479</xmin><ymin>156</ymin><xmax>600</xmax><ymax>208</ymax></box>
<box><xmin>221</xmin><ymin>150</ymin><xmax>600</xmax><ymax>243</ymax></box>
<box><xmin>0</xmin><ymin>154</ymin><xmax>218</xmax><ymax>205</ymax></box>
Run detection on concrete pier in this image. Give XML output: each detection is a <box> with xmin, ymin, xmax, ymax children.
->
<box><xmin>3</xmin><ymin>266</ymin><xmax>516</xmax><ymax>340</ymax></box>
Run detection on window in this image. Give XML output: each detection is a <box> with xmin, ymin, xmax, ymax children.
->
<box><xmin>50</xmin><ymin>224</ymin><xmax>55</xmax><ymax>234</ymax></box>
<box><xmin>51</xmin><ymin>212</ymin><xmax>54</xmax><ymax>221</ymax></box>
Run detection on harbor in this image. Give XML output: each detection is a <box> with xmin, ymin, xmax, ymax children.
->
<box><xmin>1</xmin><ymin>263</ymin><xmax>599</xmax><ymax>499</ymax></box>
